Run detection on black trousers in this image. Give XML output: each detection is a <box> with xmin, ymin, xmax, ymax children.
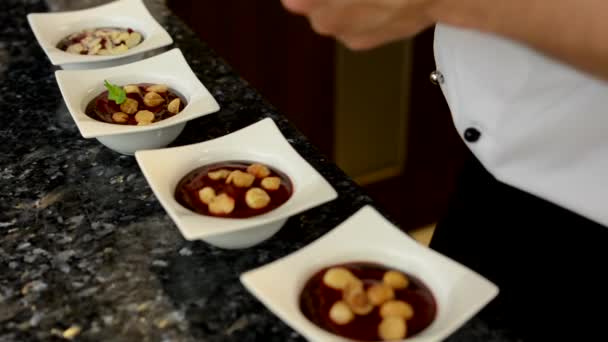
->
<box><xmin>430</xmin><ymin>154</ymin><xmax>608</xmax><ymax>341</ymax></box>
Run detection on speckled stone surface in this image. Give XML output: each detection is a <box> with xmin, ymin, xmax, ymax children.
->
<box><xmin>0</xmin><ymin>0</ymin><xmax>518</xmax><ymax>341</ymax></box>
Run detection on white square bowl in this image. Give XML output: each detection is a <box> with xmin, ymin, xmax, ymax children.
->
<box><xmin>240</xmin><ymin>205</ymin><xmax>499</xmax><ymax>342</ymax></box>
<box><xmin>27</xmin><ymin>0</ymin><xmax>173</xmax><ymax>70</ymax></box>
<box><xmin>55</xmin><ymin>48</ymin><xmax>220</xmax><ymax>155</ymax></box>
<box><xmin>134</xmin><ymin>118</ymin><xmax>339</xmax><ymax>249</ymax></box>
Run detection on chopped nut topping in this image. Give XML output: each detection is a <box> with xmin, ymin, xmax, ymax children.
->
<box><xmin>383</xmin><ymin>271</ymin><xmax>409</xmax><ymax>289</ymax></box>
<box><xmin>380</xmin><ymin>300</ymin><xmax>414</xmax><ymax>320</ymax></box>
<box><xmin>146</xmin><ymin>84</ymin><xmax>168</xmax><ymax>93</ymax></box>
<box><xmin>143</xmin><ymin>91</ymin><xmax>165</xmax><ymax>107</ymax></box>
<box><xmin>198</xmin><ymin>187</ymin><xmax>216</xmax><ymax>205</ymax></box>
<box><xmin>226</xmin><ymin>170</ymin><xmax>255</xmax><ymax>188</ymax></box>
<box><xmin>323</xmin><ymin>267</ymin><xmax>358</xmax><ymax>290</ymax></box>
<box><xmin>247</xmin><ymin>163</ymin><xmax>271</xmax><ymax>178</ymax></box>
<box><xmin>112</xmin><ymin>112</ymin><xmax>129</xmax><ymax>123</ymax></box>
<box><xmin>261</xmin><ymin>176</ymin><xmax>281</xmax><ymax>191</ymax></box>
<box><xmin>245</xmin><ymin>187</ymin><xmax>271</xmax><ymax>209</ymax></box>
<box><xmin>123</xmin><ymin>85</ymin><xmax>140</xmax><ymax>94</ymax></box>
<box><xmin>208</xmin><ymin>193</ymin><xmax>235</xmax><ymax>215</ymax></box>
<box><xmin>378</xmin><ymin>316</ymin><xmax>407</xmax><ymax>341</ymax></box>
<box><xmin>135</xmin><ymin>110</ymin><xmax>154</xmax><ymax>124</ymax></box>
<box><xmin>367</xmin><ymin>283</ymin><xmax>395</xmax><ymax>306</ymax></box>
<box><xmin>120</xmin><ymin>98</ymin><xmax>139</xmax><ymax>114</ymax></box>
<box><xmin>329</xmin><ymin>301</ymin><xmax>354</xmax><ymax>325</ymax></box>
<box><xmin>208</xmin><ymin>169</ymin><xmax>231</xmax><ymax>181</ymax></box>
<box><xmin>343</xmin><ymin>281</ymin><xmax>373</xmax><ymax>315</ymax></box>
<box><xmin>167</xmin><ymin>98</ymin><xmax>181</xmax><ymax>114</ymax></box>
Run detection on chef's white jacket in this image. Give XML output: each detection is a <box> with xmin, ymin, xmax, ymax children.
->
<box><xmin>434</xmin><ymin>24</ymin><xmax>608</xmax><ymax>228</ymax></box>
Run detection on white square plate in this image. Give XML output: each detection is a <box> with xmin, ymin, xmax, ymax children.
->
<box><xmin>27</xmin><ymin>0</ymin><xmax>173</xmax><ymax>68</ymax></box>
<box><xmin>240</xmin><ymin>205</ymin><xmax>499</xmax><ymax>341</ymax></box>
<box><xmin>135</xmin><ymin>118</ymin><xmax>339</xmax><ymax>248</ymax></box>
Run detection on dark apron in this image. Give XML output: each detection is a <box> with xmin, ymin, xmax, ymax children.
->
<box><xmin>430</xmin><ymin>152</ymin><xmax>608</xmax><ymax>341</ymax></box>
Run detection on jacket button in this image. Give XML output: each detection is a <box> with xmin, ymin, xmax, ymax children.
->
<box><xmin>464</xmin><ymin>128</ymin><xmax>481</xmax><ymax>142</ymax></box>
<box><xmin>430</xmin><ymin>70</ymin><xmax>444</xmax><ymax>85</ymax></box>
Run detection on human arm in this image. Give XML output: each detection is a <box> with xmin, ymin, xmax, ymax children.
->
<box><xmin>281</xmin><ymin>0</ymin><xmax>608</xmax><ymax>80</ymax></box>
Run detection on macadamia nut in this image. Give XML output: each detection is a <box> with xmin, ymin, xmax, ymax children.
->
<box><xmin>123</xmin><ymin>85</ymin><xmax>140</xmax><ymax>94</ymax></box>
<box><xmin>143</xmin><ymin>91</ymin><xmax>164</xmax><ymax>107</ymax></box>
<box><xmin>198</xmin><ymin>187</ymin><xmax>216</xmax><ymax>205</ymax></box>
<box><xmin>146</xmin><ymin>84</ymin><xmax>168</xmax><ymax>93</ymax></box>
<box><xmin>208</xmin><ymin>169</ymin><xmax>230</xmax><ymax>181</ymax></box>
<box><xmin>245</xmin><ymin>188</ymin><xmax>271</xmax><ymax>209</ymax></box>
<box><xmin>226</xmin><ymin>170</ymin><xmax>255</xmax><ymax>188</ymax></box>
<box><xmin>323</xmin><ymin>267</ymin><xmax>357</xmax><ymax>290</ymax></box>
<box><xmin>135</xmin><ymin>110</ymin><xmax>154</xmax><ymax>124</ymax></box>
<box><xmin>247</xmin><ymin>163</ymin><xmax>271</xmax><ymax>178</ymax></box>
<box><xmin>343</xmin><ymin>282</ymin><xmax>373</xmax><ymax>315</ymax></box>
<box><xmin>379</xmin><ymin>300</ymin><xmax>414</xmax><ymax>320</ymax></box>
<box><xmin>329</xmin><ymin>301</ymin><xmax>354</xmax><ymax>325</ymax></box>
<box><xmin>367</xmin><ymin>283</ymin><xmax>395</xmax><ymax>306</ymax></box>
<box><xmin>112</xmin><ymin>112</ymin><xmax>128</xmax><ymax>123</ymax></box>
<box><xmin>383</xmin><ymin>271</ymin><xmax>409</xmax><ymax>289</ymax></box>
<box><xmin>167</xmin><ymin>98</ymin><xmax>181</xmax><ymax>114</ymax></box>
<box><xmin>120</xmin><ymin>98</ymin><xmax>138</xmax><ymax>114</ymax></box>
<box><xmin>378</xmin><ymin>316</ymin><xmax>407</xmax><ymax>341</ymax></box>
<box><xmin>208</xmin><ymin>193</ymin><xmax>235</xmax><ymax>215</ymax></box>
<box><xmin>261</xmin><ymin>177</ymin><xmax>281</xmax><ymax>191</ymax></box>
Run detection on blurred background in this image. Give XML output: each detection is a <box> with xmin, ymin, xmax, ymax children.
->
<box><xmin>166</xmin><ymin>1</ymin><xmax>468</xmax><ymax>235</ymax></box>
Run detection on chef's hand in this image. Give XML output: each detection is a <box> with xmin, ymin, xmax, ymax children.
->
<box><xmin>281</xmin><ymin>0</ymin><xmax>436</xmax><ymax>50</ymax></box>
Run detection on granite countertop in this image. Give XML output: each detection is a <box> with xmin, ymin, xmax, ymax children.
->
<box><xmin>0</xmin><ymin>0</ymin><xmax>517</xmax><ymax>341</ymax></box>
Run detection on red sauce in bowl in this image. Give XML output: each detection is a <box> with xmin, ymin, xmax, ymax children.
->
<box><xmin>174</xmin><ymin>161</ymin><xmax>293</xmax><ymax>218</ymax></box>
<box><xmin>84</xmin><ymin>83</ymin><xmax>186</xmax><ymax>125</ymax></box>
<box><xmin>300</xmin><ymin>262</ymin><xmax>437</xmax><ymax>341</ymax></box>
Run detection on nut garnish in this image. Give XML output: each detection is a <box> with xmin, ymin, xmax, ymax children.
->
<box><xmin>66</xmin><ymin>43</ymin><xmax>84</xmax><ymax>54</ymax></box>
<box><xmin>261</xmin><ymin>176</ymin><xmax>281</xmax><ymax>191</ymax></box>
<box><xmin>226</xmin><ymin>170</ymin><xmax>255</xmax><ymax>188</ymax></box>
<box><xmin>383</xmin><ymin>271</ymin><xmax>409</xmax><ymax>289</ymax></box>
<box><xmin>245</xmin><ymin>188</ymin><xmax>271</xmax><ymax>209</ymax></box>
<box><xmin>329</xmin><ymin>301</ymin><xmax>354</xmax><ymax>325</ymax></box>
<box><xmin>343</xmin><ymin>281</ymin><xmax>373</xmax><ymax>315</ymax></box>
<box><xmin>208</xmin><ymin>193</ymin><xmax>235</xmax><ymax>215</ymax></box>
<box><xmin>198</xmin><ymin>187</ymin><xmax>216</xmax><ymax>205</ymax></box>
<box><xmin>167</xmin><ymin>98</ymin><xmax>181</xmax><ymax>114</ymax></box>
<box><xmin>112</xmin><ymin>112</ymin><xmax>128</xmax><ymax>123</ymax></box>
<box><xmin>120</xmin><ymin>97</ymin><xmax>138</xmax><ymax>114</ymax></box>
<box><xmin>247</xmin><ymin>163</ymin><xmax>271</xmax><ymax>178</ymax></box>
<box><xmin>135</xmin><ymin>110</ymin><xmax>154</xmax><ymax>125</ymax></box>
<box><xmin>379</xmin><ymin>300</ymin><xmax>414</xmax><ymax>320</ymax></box>
<box><xmin>123</xmin><ymin>84</ymin><xmax>140</xmax><ymax>94</ymax></box>
<box><xmin>378</xmin><ymin>316</ymin><xmax>407</xmax><ymax>341</ymax></box>
<box><xmin>143</xmin><ymin>91</ymin><xmax>165</xmax><ymax>107</ymax></box>
<box><xmin>125</xmin><ymin>32</ymin><xmax>142</xmax><ymax>48</ymax></box>
<box><xmin>322</xmin><ymin>267</ymin><xmax>358</xmax><ymax>290</ymax></box>
<box><xmin>208</xmin><ymin>169</ymin><xmax>230</xmax><ymax>181</ymax></box>
<box><xmin>146</xmin><ymin>84</ymin><xmax>168</xmax><ymax>93</ymax></box>
<box><xmin>367</xmin><ymin>283</ymin><xmax>395</xmax><ymax>306</ymax></box>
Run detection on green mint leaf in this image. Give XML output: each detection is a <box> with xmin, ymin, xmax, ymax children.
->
<box><xmin>104</xmin><ymin>80</ymin><xmax>127</xmax><ymax>104</ymax></box>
